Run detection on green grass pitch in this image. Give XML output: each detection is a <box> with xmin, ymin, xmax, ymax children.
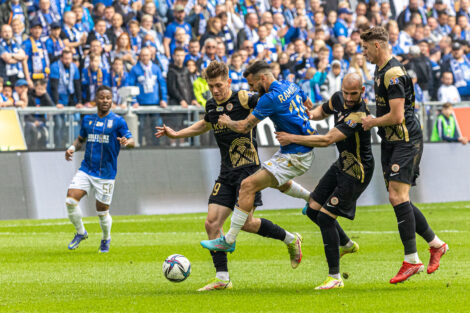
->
<box><xmin>1</xmin><ymin>202</ymin><xmax>469</xmax><ymax>313</ymax></box>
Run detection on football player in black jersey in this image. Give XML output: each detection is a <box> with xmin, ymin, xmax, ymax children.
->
<box><xmin>276</xmin><ymin>73</ymin><xmax>374</xmax><ymax>289</ymax></box>
<box><xmin>155</xmin><ymin>61</ymin><xmax>311</xmax><ymax>291</ymax></box>
<box><xmin>360</xmin><ymin>27</ymin><xmax>448</xmax><ymax>284</ymax></box>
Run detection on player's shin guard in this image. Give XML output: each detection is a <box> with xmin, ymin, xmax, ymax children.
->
<box><xmin>66</xmin><ymin>197</ymin><xmax>85</xmax><ymax>235</ymax></box>
<box><xmin>393</xmin><ymin>202</ymin><xmax>417</xmax><ymax>255</ymax></box>
<box><xmin>225</xmin><ymin>207</ymin><xmax>248</xmax><ymax>244</ymax></box>
<box><xmin>257</xmin><ymin>218</ymin><xmax>287</xmax><ymax>241</ymax></box>
<box><xmin>98</xmin><ymin>211</ymin><xmax>112</xmax><ymax>240</ymax></box>
<box><xmin>317</xmin><ymin>212</ymin><xmax>340</xmax><ymax>275</ymax></box>
<box><xmin>282</xmin><ymin>181</ymin><xmax>310</xmax><ymax>201</ymax></box>
<box><xmin>410</xmin><ymin>202</ymin><xmax>436</xmax><ymax>242</ymax></box>
<box><xmin>306</xmin><ymin>206</ymin><xmax>351</xmax><ymax>246</ymax></box>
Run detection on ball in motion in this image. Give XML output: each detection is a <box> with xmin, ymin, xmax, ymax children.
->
<box><xmin>162</xmin><ymin>254</ymin><xmax>191</xmax><ymax>282</ymax></box>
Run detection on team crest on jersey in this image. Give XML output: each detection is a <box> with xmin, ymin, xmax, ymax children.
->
<box><xmin>391</xmin><ymin>164</ymin><xmax>400</xmax><ymax>172</ymax></box>
<box><xmin>389</xmin><ymin>77</ymin><xmax>399</xmax><ymax>85</ymax></box>
<box><xmin>226</xmin><ymin>103</ymin><xmax>233</xmax><ymax>111</ymax></box>
<box><xmin>345</xmin><ymin>119</ymin><xmax>357</xmax><ymax>128</ymax></box>
<box><xmin>107</xmin><ymin>120</ymin><xmax>113</xmax><ymax>128</ymax></box>
<box><xmin>96</xmin><ymin>122</ymin><xmax>104</xmax><ymax>127</ymax></box>
<box><xmin>216</xmin><ymin>106</ymin><xmax>224</xmax><ymax>112</ymax></box>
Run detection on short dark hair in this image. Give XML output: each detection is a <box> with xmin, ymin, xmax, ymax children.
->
<box><xmin>442</xmin><ymin>102</ymin><xmax>453</xmax><ymax>109</ymax></box>
<box><xmin>173</xmin><ymin>47</ymin><xmax>186</xmax><ymax>54</ymax></box>
<box><xmin>243</xmin><ymin>60</ymin><xmax>272</xmax><ymax>78</ymax></box>
<box><xmin>97</xmin><ymin>85</ymin><xmax>112</xmax><ymax>95</ymax></box>
<box><xmin>360</xmin><ymin>26</ymin><xmax>389</xmax><ymax>43</ymax></box>
<box><xmin>61</xmin><ymin>50</ymin><xmax>73</xmax><ymax>58</ymax></box>
<box><xmin>34</xmin><ymin>79</ymin><xmax>48</xmax><ymax>86</ymax></box>
<box><xmin>203</xmin><ymin>61</ymin><xmax>229</xmax><ymax>80</ymax></box>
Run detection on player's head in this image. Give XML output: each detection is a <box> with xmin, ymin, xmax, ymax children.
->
<box><xmin>95</xmin><ymin>85</ymin><xmax>113</xmax><ymax>113</ymax></box>
<box><xmin>360</xmin><ymin>26</ymin><xmax>389</xmax><ymax>65</ymax></box>
<box><xmin>243</xmin><ymin>60</ymin><xmax>274</xmax><ymax>96</ymax></box>
<box><xmin>341</xmin><ymin>73</ymin><xmax>364</xmax><ymax>108</ymax></box>
<box><xmin>203</xmin><ymin>61</ymin><xmax>231</xmax><ymax>102</ymax></box>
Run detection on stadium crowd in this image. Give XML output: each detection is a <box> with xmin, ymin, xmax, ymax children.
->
<box><xmin>0</xmin><ymin>0</ymin><xmax>468</xmax><ymax>147</ymax></box>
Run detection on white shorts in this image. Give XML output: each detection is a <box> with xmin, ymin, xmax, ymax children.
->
<box><xmin>262</xmin><ymin>150</ymin><xmax>314</xmax><ymax>186</ymax></box>
<box><xmin>68</xmin><ymin>170</ymin><xmax>115</xmax><ymax>205</ymax></box>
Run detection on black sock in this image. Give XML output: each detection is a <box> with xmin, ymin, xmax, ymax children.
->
<box><xmin>257</xmin><ymin>218</ymin><xmax>287</xmax><ymax>241</ymax></box>
<box><xmin>306</xmin><ymin>206</ymin><xmax>350</xmax><ymax>246</ymax></box>
<box><xmin>410</xmin><ymin>202</ymin><xmax>436</xmax><ymax>243</ymax></box>
<box><xmin>317</xmin><ymin>212</ymin><xmax>340</xmax><ymax>275</ymax></box>
<box><xmin>393</xmin><ymin>202</ymin><xmax>417</xmax><ymax>254</ymax></box>
<box><xmin>210</xmin><ymin>251</ymin><xmax>228</xmax><ymax>272</ymax></box>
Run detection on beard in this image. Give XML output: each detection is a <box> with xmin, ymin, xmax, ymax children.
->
<box><xmin>258</xmin><ymin>85</ymin><xmax>267</xmax><ymax>96</ymax></box>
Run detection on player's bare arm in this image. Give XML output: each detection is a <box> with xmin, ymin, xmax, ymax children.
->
<box><xmin>362</xmin><ymin>98</ymin><xmax>405</xmax><ymax>131</ymax></box>
<box><xmin>275</xmin><ymin>128</ymin><xmax>347</xmax><ymax>147</ymax></box>
<box><xmin>303</xmin><ymin>97</ymin><xmax>314</xmax><ymax>111</ymax></box>
<box><xmin>155</xmin><ymin>119</ymin><xmax>211</xmax><ymax>139</ymax></box>
<box><xmin>117</xmin><ymin>137</ymin><xmax>135</xmax><ymax>148</ymax></box>
<box><xmin>218</xmin><ymin>113</ymin><xmax>260</xmax><ymax>134</ymax></box>
<box><xmin>65</xmin><ymin>136</ymin><xmax>86</xmax><ymax>161</ymax></box>
<box><xmin>308</xmin><ymin>105</ymin><xmax>330</xmax><ymax>121</ymax></box>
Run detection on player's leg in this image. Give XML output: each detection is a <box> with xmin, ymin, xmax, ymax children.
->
<box><xmin>277</xmin><ymin>180</ymin><xmax>310</xmax><ymax>202</ymax></box>
<box><xmin>66</xmin><ymin>171</ymin><xmax>90</xmax><ymax>250</ymax></box>
<box><xmin>93</xmin><ymin>179</ymin><xmax>115</xmax><ymax>253</ymax></box>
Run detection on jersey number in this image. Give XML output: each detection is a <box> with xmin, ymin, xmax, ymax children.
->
<box><xmin>289</xmin><ymin>94</ymin><xmax>309</xmax><ymax>121</ymax></box>
<box><xmin>103</xmin><ymin>183</ymin><xmax>113</xmax><ymax>195</ymax></box>
<box><xmin>212</xmin><ymin>183</ymin><xmax>221</xmax><ymax>196</ymax></box>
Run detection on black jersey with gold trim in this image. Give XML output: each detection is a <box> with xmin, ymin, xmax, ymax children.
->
<box><xmin>322</xmin><ymin>91</ymin><xmax>374</xmax><ymax>182</ymax></box>
<box><xmin>204</xmin><ymin>90</ymin><xmax>260</xmax><ymax>181</ymax></box>
<box><xmin>374</xmin><ymin>57</ymin><xmax>422</xmax><ymax>142</ymax></box>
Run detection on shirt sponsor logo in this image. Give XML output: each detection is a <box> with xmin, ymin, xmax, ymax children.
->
<box><xmin>346</xmin><ymin>119</ymin><xmax>357</xmax><ymax>128</ymax></box>
<box><xmin>96</xmin><ymin>122</ymin><xmax>104</xmax><ymax>127</ymax></box>
<box><xmin>88</xmin><ymin>134</ymin><xmax>109</xmax><ymax>144</ymax></box>
<box><xmin>216</xmin><ymin>106</ymin><xmax>224</xmax><ymax>112</ymax></box>
<box><xmin>107</xmin><ymin>120</ymin><xmax>113</xmax><ymax>128</ymax></box>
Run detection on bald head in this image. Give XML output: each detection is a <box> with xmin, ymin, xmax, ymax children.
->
<box><xmin>343</xmin><ymin>72</ymin><xmax>363</xmax><ymax>89</ymax></box>
<box><xmin>342</xmin><ymin>73</ymin><xmax>364</xmax><ymax>107</ymax></box>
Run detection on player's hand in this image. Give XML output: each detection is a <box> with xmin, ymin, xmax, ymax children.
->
<box><xmin>65</xmin><ymin>148</ymin><xmax>74</xmax><ymax>161</ymax></box>
<box><xmin>117</xmin><ymin>137</ymin><xmax>130</xmax><ymax>147</ymax></box>
<box><xmin>275</xmin><ymin>132</ymin><xmax>293</xmax><ymax>146</ymax></box>
<box><xmin>155</xmin><ymin>124</ymin><xmax>178</xmax><ymax>139</ymax></box>
<box><xmin>218</xmin><ymin>114</ymin><xmax>232</xmax><ymax>126</ymax></box>
<box><xmin>362</xmin><ymin>115</ymin><xmax>374</xmax><ymax>131</ymax></box>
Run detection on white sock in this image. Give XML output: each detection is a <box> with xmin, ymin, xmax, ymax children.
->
<box><xmin>329</xmin><ymin>273</ymin><xmax>341</xmax><ymax>280</ymax></box>
<box><xmin>66</xmin><ymin>197</ymin><xmax>85</xmax><ymax>235</ymax></box>
<box><xmin>341</xmin><ymin>240</ymin><xmax>354</xmax><ymax>249</ymax></box>
<box><xmin>282</xmin><ymin>181</ymin><xmax>310</xmax><ymax>201</ymax></box>
<box><xmin>428</xmin><ymin>235</ymin><xmax>445</xmax><ymax>248</ymax></box>
<box><xmin>98</xmin><ymin>211</ymin><xmax>112</xmax><ymax>240</ymax></box>
<box><xmin>216</xmin><ymin>271</ymin><xmax>230</xmax><ymax>281</ymax></box>
<box><xmin>283</xmin><ymin>231</ymin><xmax>295</xmax><ymax>244</ymax></box>
<box><xmin>225</xmin><ymin>208</ymin><xmax>248</xmax><ymax>244</ymax></box>
<box><xmin>404</xmin><ymin>252</ymin><xmax>421</xmax><ymax>264</ymax></box>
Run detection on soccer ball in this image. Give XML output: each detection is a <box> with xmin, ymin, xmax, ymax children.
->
<box><xmin>162</xmin><ymin>254</ymin><xmax>191</xmax><ymax>282</ymax></box>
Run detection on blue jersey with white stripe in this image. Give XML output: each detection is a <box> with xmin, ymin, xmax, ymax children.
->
<box><xmin>252</xmin><ymin>80</ymin><xmax>317</xmax><ymax>154</ymax></box>
<box><xmin>79</xmin><ymin>112</ymin><xmax>132</xmax><ymax>179</ymax></box>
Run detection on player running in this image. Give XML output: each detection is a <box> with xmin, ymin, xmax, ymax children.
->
<box><xmin>360</xmin><ymin>27</ymin><xmax>448</xmax><ymax>284</ymax></box>
<box><xmin>155</xmin><ymin>61</ymin><xmax>311</xmax><ymax>291</ymax></box>
<box><xmin>64</xmin><ymin>86</ymin><xmax>135</xmax><ymax>253</ymax></box>
<box><xmin>200</xmin><ymin>61</ymin><xmax>316</xmax><ymax>256</ymax></box>
<box><xmin>276</xmin><ymin>73</ymin><xmax>374</xmax><ymax>290</ymax></box>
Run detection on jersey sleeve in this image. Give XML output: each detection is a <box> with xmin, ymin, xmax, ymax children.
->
<box><xmin>322</xmin><ymin>92</ymin><xmax>339</xmax><ymax>114</ymax></box>
<box><xmin>384</xmin><ymin>66</ymin><xmax>406</xmax><ymax>100</ymax></box>
<box><xmin>238</xmin><ymin>90</ymin><xmax>259</xmax><ymax>109</ymax></box>
<box><xmin>117</xmin><ymin>117</ymin><xmax>132</xmax><ymax>139</ymax></box>
<box><xmin>298</xmin><ymin>86</ymin><xmax>308</xmax><ymax>103</ymax></box>
<box><xmin>337</xmin><ymin>111</ymin><xmax>366</xmax><ymax>138</ymax></box>
<box><xmin>251</xmin><ymin>94</ymin><xmax>274</xmax><ymax>120</ymax></box>
<box><xmin>203</xmin><ymin>101</ymin><xmax>217</xmax><ymax>123</ymax></box>
<box><xmin>79</xmin><ymin>117</ymin><xmax>88</xmax><ymax>139</ymax></box>
<box><xmin>248</xmin><ymin>93</ymin><xmax>259</xmax><ymax>108</ymax></box>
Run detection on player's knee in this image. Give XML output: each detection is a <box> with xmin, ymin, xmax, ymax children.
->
<box><xmin>65</xmin><ymin>197</ymin><xmax>78</xmax><ymax>208</ymax></box>
<box><xmin>240</xmin><ymin>177</ymin><xmax>257</xmax><ymax>194</ymax></box>
<box><xmin>204</xmin><ymin>218</ymin><xmax>219</xmax><ymax>233</ymax></box>
<box><xmin>388</xmin><ymin>190</ymin><xmax>406</xmax><ymax>206</ymax></box>
<box><xmin>277</xmin><ymin>181</ymin><xmax>291</xmax><ymax>193</ymax></box>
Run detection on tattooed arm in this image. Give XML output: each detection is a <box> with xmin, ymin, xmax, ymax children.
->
<box><xmin>217</xmin><ymin>113</ymin><xmax>260</xmax><ymax>134</ymax></box>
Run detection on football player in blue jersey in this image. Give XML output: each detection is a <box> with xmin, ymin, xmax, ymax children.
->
<box><xmin>201</xmin><ymin>61</ymin><xmax>317</xmax><ymax>264</ymax></box>
<box><xmin>64</xmin><ymin>85</ymin><xmax>135</xmax><ymax>253</ymax></box>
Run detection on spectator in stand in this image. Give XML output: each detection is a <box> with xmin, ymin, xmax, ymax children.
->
<box><xmin>290</xmin><ymin>38</ymin><xmax>314</xmax><ymax>80</ymax></box>
<box><xmin>128</xmin><ymin>20</ymin><xmax>141</xmax><ymax>54</ymax></box>
<box><xmin>0</xmin><ymin>24</ymin><xmax>27</xmax><ymax>85</ymax></box>
<box><xmin>386</xmin><ymin>21</ymin><xmax>405</xmax><ymax>56</ymax></box>
<box><xmin>49</xmin><ymin>50</ymin><xmax>81</xmax><ymax>108</ymax></box>
<box><xmin>348</xmin><ymin>52</ymin><xmax>374</xmax><ymax>101</ymax></box>
<box><xmin>407</xmin><ymin>45</ymin><xmax>433</xmax><ymax>102</ymax></box>
<box><xmin>216</xmin><ymin>40</ymin><xmax>227</xmax><ymax>63</ymax></box>
<box><xmin>398</xmin><ymin>22</ymin><xmax>416</xmax><ymax>55</ymax></box>
<box><xmin>111</xmin><ymin>32</ymin><xmax>136</xmax><ymax>72</ymax></box>
<box><xmin>45</xmin><ymin>21</ymin><xmax>65</xmax><ymax>64</ymax></box>
<box><xmin>24</xmin><ymin>79</ymin><xmax>54</xmax><ymax>149</ymax></box>
<box><xmin>163</xmin><ymin>4</ymin><xmax>191</xmax><ymax>59</ymax></box>
<box><xmin>82</xmin><ymin>53</ymin><xmax>111</xmax><ymax>106</ymax></box>
<box><xmin>229</xmin><ymin>52</ymin><xmax>249</xmax><ymax>92</ymax></box>
<box><xmin>12</xmin><ymin>78</ymin><xmax>28</xmax><ymax>108</ymax></box>
<box><xmin>397</xmin><ymin>0</ymin><xmax>427</xmax><ymax>30</ymax></box>
<box><xmin>254</xmin><ymin>24</ymin><xmax>277</xmax><ymax>62</ymax></box>
<box><xmin>61</xmin><ymin>11</ymin><xmax>86</xmax><ymax>59</ymax></box>
<box><xmin>218</xmin><ymin>12</ymin><xmax>235</xmax><ymax>56</ymax></box>
<box><xmin>0</xmin><ymin>77</ymin><xmax>13</xmax><ymax>107</ymax></box>
<box><xmin>106</xmin><ymin>13</ymin><xmax>126</xmax><ymax>49</ymax></box>
<box><xmin>0</xmin><ymin>0</ymin><xmax>29</xmax><ymax>31</ymax></box>
<box><xmin>320</xmin><ymin>60</ymin><xmax>343</xmax><ymax>100</ymax></box>
<box><xmin>86</xmin><ymin>19</ymin><xmax>112</xmax><ymax>54</ymax></box>
<box><xmin>170</xmin><ymin>27</ymin><xmax>189</xmax><ymax>57</ymax></box>
<box><xmin>442</xmin><ymin>41</ymin><xmax>470</xmax><ymax>100</ymax></box>
<box><xmin>236</xmin><ymin>12</ymin><xmax>259</xmax><ymax>50</ymax></box>
<box><xmin>2</xmin><ymin>80</ymin><xmax>14</xmax><ymax>106</ymax></box>
<box><xmin>437</xmin><ymin>11</ymin><xmax>451</xmax><ymax>37</ymax></box>
<box><xmin>438</xmin><ymin>71</ymin><xmax>461</xmax><ymax>104</ymax></box>
<box><xmin>334</xmin><ymin>8</ymin><xmax>353</xmax><ymax>44</ymax></box>
<box><xmin>331</xmin><ymin>43</ymin><xmax>349</xmax><ymax>73</ymax></box>
<box><xmin>110</xmin><ymin>57</ymin><xmax>128</xmax><ymax>107</ymax></box>
<box><xmin>199</xmin><ymin>17</ymin><xmax>222</xmax><ymax>47</ymax></box>
<box><xmin>32</xmin><ymin>0</ymin><xmax>61</xmax><ymax>40</ymax></box>
<box><xmin>11</xmin><ymin>17</ymin><xmax>27</xmax><ymax>46</ymax></box>
<box><xmin>188</xmin><ymin>59</ymin><xmax>210</xmax><ymax>107</ymax></box>
<box><xmin>197</xmin><ymin>38</ymin><xmax>220</xmax><ymax>71</ymax></box>
<box><xmin>23</xmin><ymin>19</ymin><xmax>50</xmax><ymax>86</ymax></box>
<box><xmin>184</xmin><ymin>38</ymin><xmax>201</xmax><ymax>64</ymax></box>
<box><xmin>431</xmin><ymin>102</ymin><xmax>468</xmax><ymax>144</ymax></box>
<box><xmin>113</xmin><ymin>0</ymin><xmax>137</xmax><ymax>25</ymax></box>
<box><xmin>128</xmin><ymin>47</ymin><xmax>167</xmax><ymax>146</ymax></box>
<box><xmin>70</xmin><ymin>1</ymin><xmax>94</xmax><ymax>33</ymax></box>
<box><xmin>103</xmin><ymin>5</ymin><xmax>115</xmax><ymax>28</ymax></box>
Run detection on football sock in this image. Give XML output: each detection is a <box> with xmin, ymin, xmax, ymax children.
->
<box><xmin>317</xmin><ymin>212</ymin><xmax>340</xmax><ymax>275</ymax></box>
<box><xmin>410</xmin><ymin>202</ymin><xmax>436</xmax><ymax>243</ymax></box>
<box><xmin>329</xmin><ymin>273</ymin><xmax>341</xmax><ymax>279</ymax></box>
<box><xmin>306</xmin><ymin>206</ymin><xmax>350</xmax><ymax>246</ymax></box>
<box><xmin>283</xmin><ymin>231</ymin><xmax>295</xmax><ymax>244</ymax></box>
<box><xmin>216</xmin><ymin>271</ymin><xmax>229</xmax><ymax>281</ymax></box>
<box><xmin>98</xmin><ymin>211</ymin><xmax>112</xmax><ymax>240</ymax></box>
<box><xmin>225</xmin><ymin>207</ymin><xmax>248</xmax><ymax>244</ymax></box>
<box><xmin>210</xmin><ymin>251</ymin><xmax>228</xmax><ymax>274</ymax></box>
<box><xmin>282</xmin><ymin>181</ymin><xmax>310</xmax><ymax>201</ymax></box>
<box><xmin>65</xmin><ymin>197</ymin><xmax>85</xmax><ymax>235</ymax></box>
<box><xmin>257</xmin><ymin>218</ymin><xmax>287</xmax><ymax>241</ymax></box>
<box><xmin>404</xmin><ymin>252</ymin><xmax>421</xmax><ymax>264</ymax></box>
<box><xmin>342</xmin><ymin>240</ymin><xmax>354</xmax><ymax>249</ymax></box>
<box><xmin>393</xmin><ymin>202</ymin><xmax>417</xmax><ymax>255</ymax></box>
<box><xmin>428</xmin><ymin>236</ymin><xmax>445</xmax><ymax>249</ymax></box>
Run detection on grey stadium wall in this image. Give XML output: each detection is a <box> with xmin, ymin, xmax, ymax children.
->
<box><xmin>0</xmin><ymin>143</ymin><xmax>469</xmax><ymax>220</ymax></box>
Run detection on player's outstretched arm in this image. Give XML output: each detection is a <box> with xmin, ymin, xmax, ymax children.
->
<box><xmin>117</xmin><ymin>137</ymin><xmax>135</xmax><ymax>148</ymax></box>
<box><xmin>308</xmin><ymin>105</ymin><xmax>330</xmax><ymax>121</ymax></box>
<box><xmin>155</xmin><ymin>119</ymin><xmax>211</xmax><ymax>139</ymax></box>
<box><xmin>65</xmin><ymin>136</ymin><xmax>86</xmax><ymax>161</ymax></box>
<box><xmin>362</xmin><ymin>98</ymin><xmax>404</xmax><ymax>131</ymax></box>
<box><xmin>275</xmin><ymin>128</ymin><xmax>346</xmax><ymax>147</ymax></box>
<box><xmin>218</xmin><ymin>113</ymin><xmax>260</xmax><ymax>134</ymax></box>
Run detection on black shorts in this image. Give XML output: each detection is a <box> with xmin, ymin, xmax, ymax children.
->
<box><xmin>208</xmin><ymin>168</ymin><xmax>263</xmax><ymax>209</ymax></box>
<box><xmin>381</xmin><ymin>138</ymin><xmax>423</xmax><ymax>189</ymax></box>
<box><xmin>311</xmin><ymin>164</ymin><xmax>372</xmax><ymax>220</ymax></box>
